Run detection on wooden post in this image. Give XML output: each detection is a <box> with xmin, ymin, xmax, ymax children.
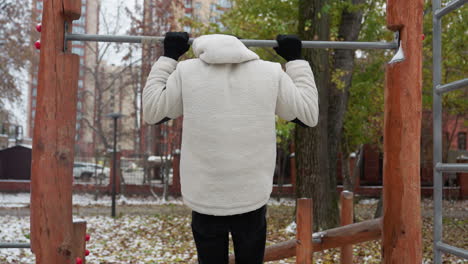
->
<box><xmin>383</xmin><ymin>0</ymin><xmax>423</xmax><ymax>263</ymax></box>
<box><xmin>30</xmin><ymin>0</ymin><xmax>81</xmax><ymax>263</ymax></box>
<box><xmin>71</xmin><ymin>220</ymin><xmax>87</xmax><ymax>264</ymax></box>
<box><xmin>296</xmin><ymin>198</ymin><xmax>313</xmax><ymax>264</ymax></box>
<box><xmin>228</xmin><ymin>217</ymin><xmax>382</xmax><ymax>263</ymax></box>
<box><xmin>340</xmin><ymin>191</ymin><xmax>353</xmax><ymax>264</ymax></box>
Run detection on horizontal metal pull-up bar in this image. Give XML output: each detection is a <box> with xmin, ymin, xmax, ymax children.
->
<box><xmin>65</xmin><ymin>33</ymin><xmax>398</xmax><ymax>50</ymax></box>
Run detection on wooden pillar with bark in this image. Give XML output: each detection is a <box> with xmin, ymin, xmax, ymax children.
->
<box><xmin>383</xmin><ymin>0</ymin><xmax>423</xmax><ymax>263</ymax></box>
<box><xmin>340</xmin><ymin>191</ymin><xmax>353</xmax><ymax>264</ymax></box>
<box><xmin>30</xmin><ymin>0</ymin><xmax>84</xmax><ymax>263</ymax></box>
<box><xmin>296</xmin><ymin>198</ymin><xmax>313</xmax><ymax>264</ymax></box>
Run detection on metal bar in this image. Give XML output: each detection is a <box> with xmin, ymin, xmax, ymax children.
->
<box><xmin>432</xmin><ymin>0</ymin><xmax>443</xmax><ymax>262</ymax></box>
<box><xmin>436</xmin><ymin>242</ymin><xmax>468</xmax><ymax>259</ymax></box>
<box><xmin>436</xmin><ymin>78</ymin><xmax>468</xmax><ymax>94</ymax></box>
<box><xmin>65</xmin><ymin>33</ymin><xmax>398</xmax><ymax>50</ymax></box>
<box><xmin>435</xmin><ymin>163</ymin><xmax>468</xmax><ymax>172</ymax></box>
<box><xmin>434</xmin><ymin>0</ymin><xmax>468</xmax><ymax>18</ymax></box>
<box><xmin>0</xmin><ymin>243</ymin><xmax>31</xmax><ymax>248</ymax></box>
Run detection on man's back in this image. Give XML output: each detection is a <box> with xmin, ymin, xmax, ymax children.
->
<box><xmin>143</xmin><ymin>34</ymin><xmax>318</xmax><ymax>216</ymax></box>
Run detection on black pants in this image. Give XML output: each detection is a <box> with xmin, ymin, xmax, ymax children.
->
<box><xmin>191</xmin><ymin>204</ymin><xmax>267</xmax><ymax>264</ymax></box>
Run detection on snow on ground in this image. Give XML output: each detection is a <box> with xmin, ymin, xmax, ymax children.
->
<box><xmin>2</xmin><ymin>193</ymin><xmax>466</xmax><ymax>263</ymax></box>
<box><xmin>0</xmin><ymin>214</ymin><xmax>199</xmax><ymax>264</ymax></box>
<box><xmin>0</xmin><ymin>192</ymin><xmax>185</xmax><ymax>208</ymax></box>
<box><xmin>0</xmin><ymin>192</ymin><xmax>297</xmax><ymax>208</ymax></box>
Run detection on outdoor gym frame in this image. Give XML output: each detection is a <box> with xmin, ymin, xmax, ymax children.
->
<box><xmin>27</xmin><ymin>0</ymin><xmax>434</xmax><ymax>263</ymax></box>
<box><xmin>432</xmin><ymin>0</ymin><xmax>468</xmax><ymax>262</ymax></box>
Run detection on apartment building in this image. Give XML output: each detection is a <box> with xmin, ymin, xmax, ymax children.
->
<box><xmin>28</xmin><ymin>0</ymin><xmax>99</xmax><ymax>157</ymax></box>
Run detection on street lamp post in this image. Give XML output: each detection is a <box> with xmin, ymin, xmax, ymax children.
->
<box><xmin>107</xmin><ymin>112</ymin><xmax>124</xmax><ymax>217</ymax></box>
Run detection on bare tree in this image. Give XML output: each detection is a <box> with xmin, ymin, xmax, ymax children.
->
<box><xmin>126</xmin><ymin>0</ymin><xmax>184</xmax><ymax>199</ymax></box>
<box><xmin>0</xmin><ymin>1</ymin><xmax>35</xmax><ymax>123</ymax></box>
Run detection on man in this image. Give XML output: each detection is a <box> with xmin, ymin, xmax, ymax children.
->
<box><xmin>143</xmin><ymin>32</ymin><xmax>318</xmax><ymax>264</ymax></box>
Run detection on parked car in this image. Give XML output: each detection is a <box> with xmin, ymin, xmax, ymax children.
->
<box><xmin>73</xmin><ymin>162</ymin><xmax>110</xmax><ymax>180</ymax></box>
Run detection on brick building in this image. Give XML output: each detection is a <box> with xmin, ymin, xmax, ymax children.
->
<box><xmin>28</xmin><ymin>0</ymin><xmax>99</xmax><ymax>157</ymax></box>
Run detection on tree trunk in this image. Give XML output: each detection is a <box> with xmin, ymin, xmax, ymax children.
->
<box><xmin>296</xmin><ymin>0</ymin><xmax>364</xmax><ymax>230</ymax></box>
<box><xmin>296</xmin><ymin>0</ymin><xmax>336</xmax><ymax>230</ymax></box>
<box><xmin>328</xmin><ymin>0</ymin><xmax>365</xmax><ymax>210</ymax></box>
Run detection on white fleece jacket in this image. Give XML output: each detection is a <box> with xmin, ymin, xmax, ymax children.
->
<box><xmin>143</xmin><ymin>34</ymin><xmax>318</xmax><ymax>216</ymax></box>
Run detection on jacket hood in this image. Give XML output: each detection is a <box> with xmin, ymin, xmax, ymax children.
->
<box><xmin>192</xmin><ymin>34</ymin><xmax>260</xmax><ymax>64</ymax></box>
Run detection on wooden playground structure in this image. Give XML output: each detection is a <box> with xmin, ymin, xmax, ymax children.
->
<box><xmin>28</xmin><ymin>0</ymin><xmax>432</xmax><ymax>263</ymax></box>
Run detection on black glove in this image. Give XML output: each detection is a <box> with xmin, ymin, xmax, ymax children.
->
<box><xmin>274</xmin><ymin>35</ymin><xmax>302</xmax><ymax>62</ymax></box>
<box><xmin>164</xmin><ymin>32</ymin><xmax>190</xmax><ymax>60</ymax></box>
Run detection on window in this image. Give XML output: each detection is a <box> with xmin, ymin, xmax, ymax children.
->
<box><xmin>36</xmin><ymin>1</ymin><xmax>43</xmax><ymax>10</ymax></box>
<box><xmin>72</xmin><ymin>47</ymin><xmax>84</xmax><ymax>56</ymax></box>
<box><xmin>185</xmin><ymin>13</ymin><xmax>192</xmax><ymax>18</ymax></box>
<box><xmin>79</xmin><ymin>67</ymin><xmax>84</xmax><ymax>76</ymax></box>
<box><xmin>77</xmin><ymin>101</ymin><xmax>82</xmax><ymax>110</ymax></box>
<box><xmin>32</xmin><ymin>88</ymin><xmax>37</xmax><ymax>96</ymax></box>
<box><xmin>184</xmin><ymin>0</ymin><xmax>191</xmax><ymax>8</ymax></box>
<box><xmin>78</xmin><ymin>80</ymin><xmax>83</xmax><ymax>88</ymax></box>
<box><xmin>32</xmin><ymin>99</ymin><xmax>36</xmax><ymax>107</ymax></box>
<box><xmin>74</xmin><ymin>16</ymin><xmax>86</xmax><ymax>26</ymax></box>
<box><xmin>210</xmin><ymin>3</ymin><xmax>217</xmax><ymax>12</ymax></box>
<box><xmin>32</xmin><ymin>78</ymin><xmax>37</xmax><ymax>85</ymax></box>
<box><xmin>194</xmin><ymin>2</ymin><xmax>201</xmax><ymax>9</ymax></box>
<box><xmin>80</xmin><ymin>58</ymin><xmax>84</xmax><ymax>65</ymax></box>
<box><xmin>32</xmin><ymin>110</ymin><xmax>36</xmax><ymax>119</ymax></box>
<box><xmin>458</xmin><ymin>132</ymin><xmax>467</xmax><ymax>150</ymax></box>
<box><xmin>37</xmin><ymin>14</ymin><xmax>42</xmax><ymax>22</ymax></box>
<box><xmin>73</xmin><ymin>41</ymin><xmax>84</xmax><ymax>46</ymax></box>
<box><xmin>73</xmin><ymin>26</ymin><xmax>85</xmax><ymax>34</ymax></box>
<box><xmin>183</xmin><ymin>26</ymin><xmax>191</xmax><ymax>33</ymax></box>
<box><xmin>218</xmin><ymin>0</ymin><xmax>231</xmax><ymax>8</ymax></box>
<box><xmin>81</xmin><ymin>5</ymin><xmax>86</xmax><ymax>14</ymax></box>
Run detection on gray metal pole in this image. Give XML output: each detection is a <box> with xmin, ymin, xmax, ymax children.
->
<box><xmin>111</xmin><ymin>116</ymin><xmax>117</xmax><ymax>218</ymax></box>
<box><xmin>107</xmin><ymin>112</ymin><xmax>123</xmax><ymax>217</ymax></box>
<box><xmin>432</xmin><ymin>0</ymin><xmax>443</xmax><ymax>262</ymax></box>
<box><xmin>435</xmin><ymin>163</ymin><xmax>468</xmax><ymax>172</ymax></box>
<box><xmin>0</xmin><ymin>243</ymin><xmax>31</xmax><ymax>248</ymax></box>
<box><xmin>434</xmin><ymin>0</ymin><xmax>468</xmax><ymax>18</ymax></box>
<box><xmin>436</xmin><ymin>78</ymin><xmax>468</xmax><ymax>94</ymax></box>
<box><xmin>65</xmin><ymin>33</ymin><xmax>398</xmax><ymax>50</ymax></box>
<box><xmin>436</xmin><ymin>242</ymin><xmax>468</xmax><ymax>259</ymax></box>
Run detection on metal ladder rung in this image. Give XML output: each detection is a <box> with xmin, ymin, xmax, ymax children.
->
<box><xmin>436</xmin><ymin>78</ymin><xmax>468</xmax><ymax>94</ymax></box>
<box><xmin>434</xmin><ymin>0</ymin><xmax>468</xmax><ymax>18</ymax></box>
<box><xmin>435</xmin><ymin>163</ymin><xmax>468</xmax><ymax>173</ymax></box>
<box><xmin>436</xmin><ymin>242</ymin><xmax>468</xmax><ymax>259</ymax></box>
<box><xmin>0</xmin><ymin>242</ymin><xmax>31</xmax><ymax>248</ymax></box>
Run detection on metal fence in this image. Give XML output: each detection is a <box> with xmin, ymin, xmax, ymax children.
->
<box><xmin>432</xmin><ymin>0</ymin><xmax>468</xmax><ymax>262</ymax></box>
